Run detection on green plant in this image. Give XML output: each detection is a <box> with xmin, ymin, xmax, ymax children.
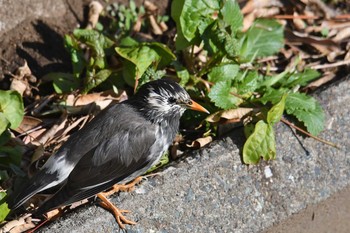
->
<box><xmin>0</xmin><ymin>90</ymin><xmax>24</xmax><ymax>221</ymax></box>
<box><xmin>45</xmin><ymin>0</ymin><xmax>325</xmax><ymax>165</ymax></box>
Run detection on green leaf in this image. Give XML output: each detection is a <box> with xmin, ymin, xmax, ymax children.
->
<box><xmin>0</xmin><ymin>192</ymin><xmax>10</xmax><ymax>222</ymax></box>
<box><xmin>267</xmin><ymin>94</ymin><xmax>286</xmax><ymax>124</ymax></box>
<box><xmin>220</xmin><ymin>0</ymin><xmax>243</xmax><ymax>33</ymax></box>
<box><xmin>208</xmin><ymin>81</ymin><xmax>242</xmax><ymax>109</ymax></box>
<box><xmin>64</xmin><ymin>35</ymin><xmax>85</xmax><ymax>77</ymax></box>
<box><xmin>258</xmin><ymin>88</ymin><xmax>286</xmax><ymax>105</ymax></box>
<box><xmin>83</xmin><ymin>69</ymin><xmax>113</xmax><ymax>93</ymax></box>
<box><xmin>236</xmin><ymin>70</ymin><xmax>261</xmax><ymax>94</ymax></box>
<box><xmin>243</xmin><ymin>120</ymin><xmax>276</xmax><ymax>164</ymax></box>
<box><xmin>0</xmin><ymin>170</ymin><xmax>9</xmax><ymax>182</ymax></box>
<box><xmin>280</xmin><ymin>68</ymin><xmax>320</xmax><ymax>88</ymax></box>
<box><xmin>116</xmin><ymin>42</ymin><xmax>175</xmax><ymax>86</ymax></box>
<box><xmin>238</xmin><ymin>19</ymin><xmax>284</xmax><ymax>61</ymax></box>
<box><xmin>288</xmin><ymin>100</ymin><xmax>324</xmax><ymax>136</ymax></box>
<box><xmin>207</xmin><ymin>64</ymin><xmax>239</xmax><ymax>83</ymax></box>
<box><xmin>285</xmin><ymin>92</ymin><xmax>316</xmax><ymax>113</ymax></box>
<box><xmin>148</xmin><ymin>42</ymin><xmax>176</xmax><ymax>68</ymax></box>
<box><xmin>260</xmin><ymin>69</ymin><xmax>289</xmax><ymax>88</ymax></box>
<box><xmin>171</xmin><ymin>0</ymin><xmax>192</xmax><ymax>50</ymax></box>
<box><xmin>73</xmin><ymin>29</ymin><xmax>114</xmax><ymax>69</ymax></box>
<box><xmin>178</xmin><ymin>0</ymin><xmax>219</xmax><ymax>41</ymax></box>
<box><xmin>0</xmin><ymin>90</ymin><xmax>24</xmax><ymax>131</ymax></box>
<box><xmin>43</xmin><ymin>73</ymin><xmax>80</xmax><ymax>94</ymax></box>
<box><xmin>0</xmin><ymin>113</ymin><xmax>9</xmax><ymax>135</ymax></box>
<box><xmin>0</xmin><ymin>146</ymin><xmax>23</xmax><ymax>166</ymax></box>
<box><xmin>172</xmin><ymin>61</ymin><xmax>190</xmax><ymax>86</ymax></box>
<box><xmin>116</xmin><ymin>45</ymin><xmax>160</xmax><ymax>81</ymax></box>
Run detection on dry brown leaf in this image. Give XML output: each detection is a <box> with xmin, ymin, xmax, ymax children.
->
<box><xmin>206</xmin><ymin>108</ymin><xmax>254</xmax><ymax>123</ymax></box>
<box><xmin>332</xmin><ymin>27</ymin><xmax>350</xmax><ymax>42</ymax></box>
<box><xmin>293</xmin><ymin>12</ymin><xmax>306</xmax><ymax>30</ymax></box>
<box><xmin>67</xmin><ymin>90</ymin><xmax>128</xmax><ymax>108</ymax></box>
<box><xmin>59</xmin><ymin>116</ymin><xmax>90</xmax><ymax>140</ymax></box>
<box><xmin>10</xmin><ymin>61</ymin><xmax>36</xmax><ymax>97</ymax></box>
<box><xmin>187</xmin><ymin>136</ymin><xmax>213</xmax><ymax>149</ymax></box>
<box><xmin>38</xmin><ymin>113</ymin><xmax>67</xmax><ymax>145</ymax></box>
<box><xmin>144</xmin><ymin>0</ymin><xmax>158</xmax><ymax>12</ymax></box>
<box><xmin>14</xmin><ymin>116</ymin><xmax>42</xmax><ymax>134</ymax></box>
<box><xmin>23</xmin><ymin>128</ymin><xmax>46</xmax><ymax>145</ymax></box>
<box><xmin>241</xmin><ymin>0</ymin><xmax>281</xmax><ymax>14</ymax></box>
<box><xmin>0</xmin><ymin>214</ymin><xmax>35</xmax><ymax>233</ymax></box>
<box><xmin>86</xmin><ymin>1</ymin><xmax>103</xmax><ymax>29</ymax></box>
<box><xmin>285</xmin><ymin>30</ymin><xmax>340</xmax><ymax>55</ymax></box>
<box><xmin>149</xmin><ymin>15</ymin><xmax>163</xmax><ymax>35</ymax></box>
<box><xmin>303</xmin><ymin>71</ymin><xmax>336</xmax><ymax>91</ymax></box>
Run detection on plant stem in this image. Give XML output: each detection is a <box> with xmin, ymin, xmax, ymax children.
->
<box><xmin>280</xmin><ymin>117</ymin><xmax>339</xmax><ymax>149</ymax></box>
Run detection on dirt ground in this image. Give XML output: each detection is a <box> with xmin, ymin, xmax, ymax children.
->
<box><xmin>266</xmin><ymin>185</ymin><xmax>350</xmax><ymax>233</ymax></box>
<box><xmin>0</xmin><ymin>0</ymin><xmax>170</xmax><ymax>90</ymax></box>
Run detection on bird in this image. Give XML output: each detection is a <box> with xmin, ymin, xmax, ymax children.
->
<box><xmin>8</xmin><ymin>79</ymin><xmax>209</xmax><ymax>228</ymax></box>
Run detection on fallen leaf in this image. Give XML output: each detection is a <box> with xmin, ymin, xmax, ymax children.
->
<box><xmin>206</xmin><ymin>108</ymin><xmax>254</xmax><ymax>123</ymax></box>
<box><xmin>14</xmin><ymin>116</ymin><xmax>42</xmax><ymax>134</ymax></box>
<box><xmin>187</xmin><ymin>136</ymin><xmax>213</xmax><ymax>149</ymax></box>
<box><xmin>86</xmin><ymin>1</ymin><xmax>103</xmax><ymax>29</ymax></box>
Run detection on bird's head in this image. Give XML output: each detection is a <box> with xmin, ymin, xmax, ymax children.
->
<box><xmin>132</xmin><ymin>79</ymin><xmax>209</xmax><ymax>124</ymax></box>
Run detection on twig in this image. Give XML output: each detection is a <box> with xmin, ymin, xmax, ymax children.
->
<box><xmin>272</xmin><ymin>15</ymin><xmax>319</xmax><ymax>19</ymax></box>
<box><xmin>280</xmin><ymin>117</ymin><xmax>339</xmax><ymax>149</ymax></box>
<box><xmin>309</xmin><ymin>59</ymin><xmax>350</xmax><ymax>70</ymax></box>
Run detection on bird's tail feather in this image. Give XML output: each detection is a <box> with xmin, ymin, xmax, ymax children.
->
<box><xmin>7</xmin><ymin>170</ymin><xmax>60</xmax><ymax>210</ymax></box>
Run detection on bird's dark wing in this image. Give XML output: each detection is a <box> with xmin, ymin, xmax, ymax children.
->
<box><xmin>8</xmin><ymin>103</ymin><xmax>148</xmax><ymax>210</ymax></box>
<box><xmin>35</xmin><ymin>119</ymin><xmax>157</xmax><ymax>214</ymax></box>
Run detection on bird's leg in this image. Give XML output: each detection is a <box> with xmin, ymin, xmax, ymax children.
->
<box><xmin>97</xmin><ymin>193</ymin><xmax>136</xmax><ymax>229</ymax></box>
<box><xmin>103</xmin><ymin>173</ymin><xmax>160</xmax><ymax>197</ymax></box>
<box><xmin>102</xmin><ymin>176</ymin><xmax>143</xmax><ymax>196</ymax></box>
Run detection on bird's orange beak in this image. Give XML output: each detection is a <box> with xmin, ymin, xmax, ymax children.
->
<box><xmin>187</xmin><ymin>100</ymin><xmax>210</xmax><ymax>114</ymax></box>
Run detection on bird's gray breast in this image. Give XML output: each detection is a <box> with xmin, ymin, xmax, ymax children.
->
<box><xmin>148</xmin><ymin>123</ymin><xmax>176</xmax><ymax>167</ymax></box>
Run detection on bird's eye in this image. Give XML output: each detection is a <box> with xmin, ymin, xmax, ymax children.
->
<box><xmin>168</xmin><ymin>97</ymin><xmax>177</xmax><ymax>104</ymax></box>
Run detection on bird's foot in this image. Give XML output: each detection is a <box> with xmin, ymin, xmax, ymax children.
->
<box><xmin>97</xmin><ymin>193</ymin><xmax>136</xmax><ymax>229</ymax></box>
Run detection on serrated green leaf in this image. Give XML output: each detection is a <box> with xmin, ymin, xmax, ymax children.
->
<box><xmin>0</xmin><ymin>90</ymin><xmax>24</xmax><ymax>130</ymax></box>
<box><xmin>267</xmin><ymin>94</ymin><xmax>286</xmax><ymax>124</ymax></box>
<box><xmin>208</xmin><ymin>64</ymin><xmax>239</xmax><ymax>83</ymax></box>
<box><xmin>0</xmin><ymin>192</ymin><xmax>10</xmax><ymax>222</ymax></box>
<box><xmin>208</xmin><ymin>81</ymin><xmax>242</xmax><ymax>109</ymax></box>
<box><xmin>239</xmin><ymin>19</ymin><xmax>284</xmax><ymax>61</ymax></box>
<box><xmin>289</xmin><ymin>102</ymin><xmax>324</xmax><ymax>136</ymax></box>
<box><xmin>220</xmin><ymin>0</ymin><xmax>243</xmax><ymax>33</ymax></box>
<box><xmin>236</xmin><ymin>70</ymin><xmax>261</xmax><ymax>94</ymax></box>
<box><xmin>243</xmin><ymin>120</ymin><xmax>276</xmax><ymax>164</ymax></box>
<box><xmin>285</xmin><ymin>92</ymin><xmax>316</xmax><ymax>113</ymax></box>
